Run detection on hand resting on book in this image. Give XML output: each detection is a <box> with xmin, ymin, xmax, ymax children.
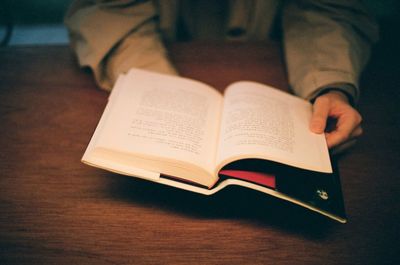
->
<box><xmin>310</xmin><ymin>91</ymin><xmax>363</xmax><ymax>153</ymax></box>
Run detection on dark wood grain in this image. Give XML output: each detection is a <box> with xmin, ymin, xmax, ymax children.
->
<box><xmin>0</xmin><ymin>42</ymin><xmax>399</xmax><ymax>265</ymax></box>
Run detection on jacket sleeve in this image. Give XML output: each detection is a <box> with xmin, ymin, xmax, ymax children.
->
<box><xmin>65</xmin><ymin>0</ymin><xmax>177</xmax><ymax>91</ymax></box>
<box><xmin>282</xmin><ymin>0</ymin><xmax>379</xmax><ymax>102</ymax></box>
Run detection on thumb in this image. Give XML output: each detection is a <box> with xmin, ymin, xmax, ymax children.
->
<box><xmin>310</xmin><ymin>96</ymin><xmax>330</xmax><ymax>134</ymax></box>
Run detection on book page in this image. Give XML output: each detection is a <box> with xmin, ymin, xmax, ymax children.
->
<box><xmin>215</xmin><ymin>81</ymin><xmax>332</xmax><ymax>173</ymax></box>
<box><xmin>82</xmin><ymin>74</ymin><xmax>162</xmax><ymax>181</ymax></box>
<box><xmin>94</xmin><ymin>69</ymin><xmax>223</xmax><ymax>184</ymax></box>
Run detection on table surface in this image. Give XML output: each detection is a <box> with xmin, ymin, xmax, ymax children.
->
<box><xmin>0</xmin><ymin>42</ymin><xmax>399</xmax><ymax>265</ymax></box>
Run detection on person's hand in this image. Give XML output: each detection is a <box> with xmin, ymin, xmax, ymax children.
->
<box><xmin>310</xmin><ymin>90</ymin><xmax>363</xmax><ymax>153</ymax></box>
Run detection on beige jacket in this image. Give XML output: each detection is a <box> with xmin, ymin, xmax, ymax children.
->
<box><xmin>65</xmin><ymin>0</ymin><xmax>378</xmax><ymax>102</ymax></box>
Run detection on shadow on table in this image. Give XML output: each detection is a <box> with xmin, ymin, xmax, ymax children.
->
<box><xmin>104</xmin><ymin>172</ymin><xmax>338</xmax><ymax>240</ymax></box>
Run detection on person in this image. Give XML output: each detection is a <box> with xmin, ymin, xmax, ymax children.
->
<box><xmin>65</xmin><ymin>0</ymin><xmax>378</xmax><ymax>153</ymax></box>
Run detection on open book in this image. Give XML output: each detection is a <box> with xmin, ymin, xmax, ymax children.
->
<box><xmin>83</xmin><ymin>69</ymin><xmax>347</xmax><ymax>223</ymax></box>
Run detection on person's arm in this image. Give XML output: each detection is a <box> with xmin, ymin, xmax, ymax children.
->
<box><xmin>282</xmin><ymin>0</ymin><xmax>378</xmax><ymax>150</ymax></box>
<box><xmin>65</xmin><ymin>0</ymin><xmax>177</xmax><ymax>91</ymax></box>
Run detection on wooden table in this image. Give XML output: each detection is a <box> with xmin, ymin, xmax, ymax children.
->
<box><xmin>0</xmin><ymin>42</ymin><xmax>399</xmax><ymax>265</ymax></box>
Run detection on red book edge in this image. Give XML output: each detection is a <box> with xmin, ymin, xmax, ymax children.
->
<box><xmin>219</xmin><ymin>169</ymin><xmax>276</xmax><ymax>189</ymax></box>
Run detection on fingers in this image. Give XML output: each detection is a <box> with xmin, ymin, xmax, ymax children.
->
<box><xmin>330</xmin><ymin>138</ymin><xmax>358</xmax><ymax>155</ymax></box>
<box><xmin>326</xmin><ymin>123</ymin><xmax>363</xmax><ymax>148</ymax></box>
<box><xmin>329</xmin><ymin>127</ymin><xmax>362</xmax><ymax>154</ymax></box>
<box><xmin>310</xmin><ymin>96</ymin><xmax>330</xmax><ymax>134</ymax></box>
<box><xmin>351</xmin><ymin>126</ymin><xmax>363</xmax><ymax>138</ymax></box>
<box><xmin>326</xmin><ymin>107</ymin><xmax>362</xmax><ymax>148</ymax></box>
